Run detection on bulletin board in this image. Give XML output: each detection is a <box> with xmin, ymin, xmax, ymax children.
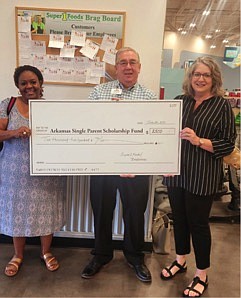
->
<box><xmin>15</xmin><ymin>7</ymin><xmax>126</xmax><ymax>86</ymax></box>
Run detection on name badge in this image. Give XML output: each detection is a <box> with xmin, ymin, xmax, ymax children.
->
<box><xmin>111</xmin><ymin>88</ymin><xmax>122</xmax><ymax>95</ymax></box>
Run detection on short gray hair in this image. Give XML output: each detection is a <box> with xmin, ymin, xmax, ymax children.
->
<box><xmin>115</xmin><ymin>47</ymin><xmax>140</xmax><ymax>64</ymax></box>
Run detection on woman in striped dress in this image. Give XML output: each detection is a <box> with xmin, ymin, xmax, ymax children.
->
<box><xmin>160</xmin><ymin>57</ymin><xmax>236</xmax><ymax>297</ymax></box>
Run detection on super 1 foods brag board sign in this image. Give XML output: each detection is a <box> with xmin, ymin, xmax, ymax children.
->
<box><xmin>15</xmin><ymin>7</ymin><xmax>126</xmax><ymax>86</ymax></box>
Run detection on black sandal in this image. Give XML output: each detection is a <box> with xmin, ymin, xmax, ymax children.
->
<box><xmin>160</xmin><ymin>260</ymin><xmax>187</xmax><ymax>280</ymax></box>
<box><xmin>183</xmin><ymin>276</ymin><xmax>208</xmax><ymax>297</ymax></box>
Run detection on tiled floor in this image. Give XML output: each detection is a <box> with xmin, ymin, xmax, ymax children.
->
<box><xmin>0</xmin><ymin>218</ymin><xmax>240</xmax><ymax>297</ymax></box>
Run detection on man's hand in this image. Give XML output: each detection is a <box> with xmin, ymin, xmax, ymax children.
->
<box><xmin>120</xmin><ymin>174</ymin><xmax>135</xmax><ymax>178</ymax></box>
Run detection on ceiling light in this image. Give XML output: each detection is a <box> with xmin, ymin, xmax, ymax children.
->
<box><xmin>178</xmin><ymin>28</ymin><xmax>183</xmax><ymax>31</ymax></box>
<box><xmin>203</xmin><ymin>10</ymin><xmax>210</xmax><ymax>16</ymax></box>
<box><xmin>181</xmin><ymin>31</ymin><xmax>187</xmax><ymax>35</ymax></box>
<box><xmin>215</xmin><ymin>29</ymin><xmax>221</xmax><ymax>33</ymax></box>
<box><xmin>210</xmin><ymin>45</ymin><xmax>216</xmax><ymax>48</ymax></box>
<box><xmin>222</xmin><ymin>39</ymin><xmax>229</xmax><ymax>43</ymax></box>
<box><xmin>205</xmin><ymin>34</ymin><xmax>212</xmax><ymax>39</ymax></box>
<box><xmin>189</xmin><ymin>23</ymin><xmax>196</xmax><ymax>27</ymax></box>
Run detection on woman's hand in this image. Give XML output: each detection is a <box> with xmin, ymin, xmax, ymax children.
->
<box><xmin>0</xmin><ymin>124</ymin><xmax>31</xmax><ymax>141</ymax></box>
<box><xmin>180</xmin><ymin>127</ymin><xmax>214</xmax><ymax>153</ymax></box>
<box><xmin>15</xmin><ymin>126</ymin><xmax>31</xmax><ymax>139</ymax></box>
<box><xmin>180</xmin><ymin>127</ymin><xmax>200</xmax><ymax>146</ymax></box>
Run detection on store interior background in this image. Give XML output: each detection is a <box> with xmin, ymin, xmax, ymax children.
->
<box><xmin>161</xmin><ymin>0</ymin><xmax>240</xmax><ymax>99</ymax></box>
<box><xmin>160</xmin><ymin>0</ymin><xmax>240</xmax><ymax>222</ymax></box>
<box><xmin>1</xmin><ymin>0</ymin><xmax>239</xmax><ymax>100</ymax></box>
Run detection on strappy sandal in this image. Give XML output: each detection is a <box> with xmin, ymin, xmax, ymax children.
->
<box><xmin>183</xmin><ymin>276</ymin><xmax>208</xmax><ymax>297</ymax></box>
<box><xmin>41</xmin><ymin>252</ymin><xmax>59</xmax><ymax>272</ymax></box>
<box><xmin>160</xmin><ymin>260</ymin><xmax>187</xmax><ymax>280</ymax></box>
<box><xmin>5</xmin><ymin>257</ymin><xmax>23</xmax><ymax>277</ymax></box>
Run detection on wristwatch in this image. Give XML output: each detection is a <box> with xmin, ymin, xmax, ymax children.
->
<box><xmin>198</xmin><ymin>138</ymin><xmax>205</xmax><ymax>146</ymax></box>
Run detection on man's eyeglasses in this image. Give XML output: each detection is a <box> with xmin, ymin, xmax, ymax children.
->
<box><xmin>192</xmin><ymin>72</ymin><xmax>212</xmax><ymax>79</ymax></box>
<box><xmin>117</xmin><ymin>60</ymin><xmax>139</xmax><ymax>67</ymax></box>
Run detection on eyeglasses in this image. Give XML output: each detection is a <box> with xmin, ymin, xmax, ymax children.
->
<box><xmin>117</xmin><ymin>60</ymin><xmax>139</xmax><ymax>67</ymax></box>
<box><xmin>192</xmin><ymin>72</ymin><xmax>212</xmax><ymax>79</ymax></box>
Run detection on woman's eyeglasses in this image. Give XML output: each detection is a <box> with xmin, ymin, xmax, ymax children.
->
<box><xmin>192</xmin><ymin>72</ymin><xmax>212</xmax><ymax>79</ymax></box>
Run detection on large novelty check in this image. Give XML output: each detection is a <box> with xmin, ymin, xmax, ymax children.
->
<box><xmin>29</xmin><ymin>100</ymin><xmax>182</xmax><ymax>175</ymax></box>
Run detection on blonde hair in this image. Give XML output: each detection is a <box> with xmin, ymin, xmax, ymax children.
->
<box><xmin>183</xmin><ymin>56</ymin><xmax>224</xmax><ymax>97</ymax></box>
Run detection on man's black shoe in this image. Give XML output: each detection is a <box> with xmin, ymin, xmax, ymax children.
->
<box><xmin>228</xmin><ymin>200</ymin><xmax>240</xmax><ymax>211</ymax></box>
<box><xmin>128</xmin><ymin>263</ymin><xmax>152</xmax><ymax>282</ymax></box>
<box><xmin>81</xmin><ymin>259</ymin><xmax>104</xmax><ymax>279</ymax></box>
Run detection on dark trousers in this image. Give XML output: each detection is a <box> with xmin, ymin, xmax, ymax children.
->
<box><xmin>167</xmin><ymin>187</ymin><xmax>214</xmax><ymax>270</ymax></box>
<box><xmin>90</xmin><ymin>175</ymin><xmax>149</xmax><ymax>265</ymax></box>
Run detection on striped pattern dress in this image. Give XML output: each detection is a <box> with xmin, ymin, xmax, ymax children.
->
<box><xmin>163</xmin><ymin>94</ymin><xmax>236</xmax><ymax>196</ymax></box>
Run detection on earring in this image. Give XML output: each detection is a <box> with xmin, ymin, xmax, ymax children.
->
<box><xmin>40</xmin><ymin>86</ymin><xmax>44</xmax><ymax>98</ymax></box>
<box><xmin>18</xmin><ymin>91</ymin><xmax>21</xmax><ymax>95</ymax></box>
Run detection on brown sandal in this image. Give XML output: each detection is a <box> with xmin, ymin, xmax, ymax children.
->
<box><xmin>5</xmin><ymin>257</ymin><xmax>23</xmax><ymax>277</ymax></box>
<box><xmin>41</xmin><ymin>252</ymin><xmax>59</xmax><ymax>272</ymax></box>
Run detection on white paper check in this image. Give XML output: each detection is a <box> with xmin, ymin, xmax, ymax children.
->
<box><xmin>29</xmin><ymin>100</ymin><xmax>182</xmax><ymax>175</ymax></box>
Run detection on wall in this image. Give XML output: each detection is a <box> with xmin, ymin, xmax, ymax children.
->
<box><xmin>0</xmin><ymin>0</ymin><xmax>166</xmax><ymax>100</ymax></box>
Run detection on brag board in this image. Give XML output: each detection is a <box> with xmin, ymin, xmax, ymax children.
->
<box><xmin>15</xmin><ymin>7</ymin><xmax>126</xmax><ymax>86</ymax></box>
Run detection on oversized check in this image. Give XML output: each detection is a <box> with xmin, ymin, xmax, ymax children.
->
<box><xmin>29</xmin><ymin>100</ymin><xmax>182</xmax><ymax>175</ymax></box>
